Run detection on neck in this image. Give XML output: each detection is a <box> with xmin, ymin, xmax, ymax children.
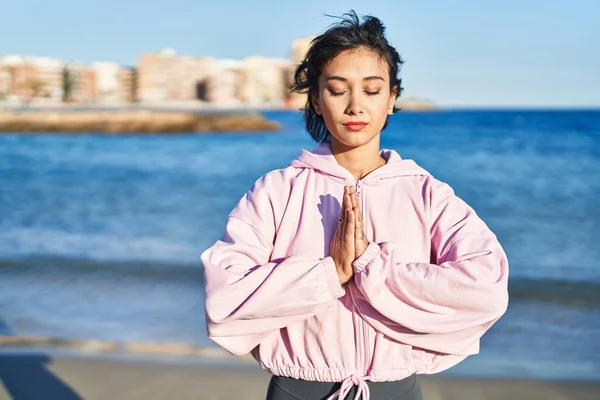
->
<box><xmin>330</xmin><ymin>136</ymin><xmax>386</xmax><ymax>180</ymax></box>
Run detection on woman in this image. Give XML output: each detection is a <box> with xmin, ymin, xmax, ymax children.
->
<box><xmin>201</xmin><ymin>11</ymin><xmax>509</xmax><ymax>400</ymax></box>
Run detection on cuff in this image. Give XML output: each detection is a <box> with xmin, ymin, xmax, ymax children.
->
<box><xmin>320</xmin><ymin>257</ymin><xmax>346</xmax><ymax>298</ymax></box>
<box><xmin>352</xmin><ymin>242</ymin><xmax>381</xmax><ymax>273</ymax></box>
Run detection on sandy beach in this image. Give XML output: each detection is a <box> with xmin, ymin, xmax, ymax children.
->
<box><xmin>0</xmin><ymin>350</ymin><xmax>598</xmax><ymax>400</ymax></box>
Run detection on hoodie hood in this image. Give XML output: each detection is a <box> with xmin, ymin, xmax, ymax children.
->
<box><xmin>290</xmin><ymin>142</ymin><xmax>430</xmax><ymax>185</ymax></box>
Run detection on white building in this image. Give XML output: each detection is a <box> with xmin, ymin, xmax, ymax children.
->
<box><xmin>91</xmin><ymin>61</ymin><xmax>121</xmax><ymax>104</ymax></box>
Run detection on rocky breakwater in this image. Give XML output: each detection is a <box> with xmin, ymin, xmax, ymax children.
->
<box><xmin>395</xmin><ymin>97</ymin><xmax>437</xmax><ymax>111</ymax></box>
<box><xmin>0</xmin><ymin>110</ymin><xmax>281</xmax><ymax>134</ymax></box>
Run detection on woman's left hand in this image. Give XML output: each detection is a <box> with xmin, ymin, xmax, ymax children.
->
<box><xmin>350</xmin><ymin>187</ymin><xmax>369</xmax><ymax>260</ymax></box>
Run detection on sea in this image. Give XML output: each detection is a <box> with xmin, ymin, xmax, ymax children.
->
<box><xmin>1</xmin><ymin>109</ymin><xmax>599</xmax><ymax>381</ymax></box>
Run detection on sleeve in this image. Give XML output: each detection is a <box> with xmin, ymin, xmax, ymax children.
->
<box><xmin>350</xmin><ymin>177</ymin><xmax>509</xmax><ymax>356</ymax></box>
<box><xmin>201</xmin><ymin>171</ymin><xmax>345</xmax><ymax>356</ymax></box>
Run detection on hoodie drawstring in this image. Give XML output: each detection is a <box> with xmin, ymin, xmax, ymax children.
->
<box><xmin>326</xmin><ymin>375</ymin><xmax>370</xmax><ymax>400</ymax></box>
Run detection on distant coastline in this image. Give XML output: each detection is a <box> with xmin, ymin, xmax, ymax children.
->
<box><xmin>0</xmin><ymin>109</ymin><xmax>281</xmax><ymax>134</ymax></box>
<box><xmin>395</xmin><ymin>97</ymin><xmax>438</xmax><ymax>111</ymax></box>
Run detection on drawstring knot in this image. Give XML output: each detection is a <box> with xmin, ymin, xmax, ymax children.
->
<box><xmin>326</xmin><ymin>375</ymin><xmax>370</xmax><ymax>400</ymax></box>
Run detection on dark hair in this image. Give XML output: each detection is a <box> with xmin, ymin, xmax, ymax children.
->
<box><xmin>291</xmin><ymin>10</ymin><xmax>404</xmax><ymax>143</ymax></box>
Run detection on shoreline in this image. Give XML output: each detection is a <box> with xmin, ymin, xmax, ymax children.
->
<box><xmin>0</xmin><ymin>335</ymin><xmax>249</xmax><ymax>362</ymax></box>
<box><xmin>1</xmin><ymin>335</ymin><xmax>599</xmax><ymax>385</ymax></box>
<box><xmin>1</xmin><ymin>350</ymin><xmax>598</xmax><ymax>400</ymax></box>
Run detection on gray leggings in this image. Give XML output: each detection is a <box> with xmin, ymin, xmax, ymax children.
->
<box><xmin>266</xmin><ymin>374</ymin><xmax>422</xmax><ymax>400</ymax></box>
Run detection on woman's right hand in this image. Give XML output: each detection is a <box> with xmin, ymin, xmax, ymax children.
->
<box><xmin>330</xmin><ymin>186</ymin><xmax>356</xmax><ymax>285</ymax></box>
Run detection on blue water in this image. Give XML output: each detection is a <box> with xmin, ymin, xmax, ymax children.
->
<box><xmin>1</xmin><ymin>110</ymin><xmax>599</xmax><ymax>380</ymax></box>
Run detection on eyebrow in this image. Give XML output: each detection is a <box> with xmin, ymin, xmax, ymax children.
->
<box><xmin>325</xmin><ymin>75</ymin><xmax>385</xmax><ymax>83</ymax></box>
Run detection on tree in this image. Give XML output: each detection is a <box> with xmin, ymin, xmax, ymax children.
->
<box><xmin>62</xmin><ymin>67</ymin><xmax>74</xmax><ymax>103</ymax></box>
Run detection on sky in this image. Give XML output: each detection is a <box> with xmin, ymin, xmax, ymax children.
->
<box><xmin>1</xmin><ymin>0</ymin><xmax>599</xmax><ymax>108</ymax></box>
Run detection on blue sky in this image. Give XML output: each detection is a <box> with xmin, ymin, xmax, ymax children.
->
<box><xmin>1</xmin><ymin>0</ymin><xmax>598</xmax><ymax>107</ymax></box>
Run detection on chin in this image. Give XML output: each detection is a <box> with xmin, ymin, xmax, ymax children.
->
<box><xmin>332</xmin><ymin>132</ymin><xmax>376</xmax><ymax>149</ymax></box>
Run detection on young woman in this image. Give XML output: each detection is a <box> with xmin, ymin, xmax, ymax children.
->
<box><xmin>201</xmin><ymin>11</ymin><xmax>509</xmax><ymax>400</ymax></box>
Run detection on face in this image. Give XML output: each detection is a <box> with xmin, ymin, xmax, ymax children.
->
<box><xmin>311</xmin><ymin>47</ymin><xmax>397</xmax><ymax>149</ymax></box>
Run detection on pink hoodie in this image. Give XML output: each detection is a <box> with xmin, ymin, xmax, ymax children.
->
<box><xmin>201</xmin><ymin>143</ymin><xmax>509</xmax><ymax>397</ymax></box>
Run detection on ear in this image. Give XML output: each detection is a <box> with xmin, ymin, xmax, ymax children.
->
<box><xmin>311</xmin><ymin>92</ymin><xmax>322</xmax><ymax>115</ymax></box>
<box><xmin>388</xmin><ymin>85</ymin><xmax>398</xmax><ymax>114</ymax></box>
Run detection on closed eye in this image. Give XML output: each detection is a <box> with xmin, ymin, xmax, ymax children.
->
<box><xmin>328</xmin><ymin>90</ymin><xmax>381</xmax><ymax>96</ymax></box>
<box><xmin>328</xmin><ymin>89</ymin><xmax>346</xmax><ymax>97</ymax></box>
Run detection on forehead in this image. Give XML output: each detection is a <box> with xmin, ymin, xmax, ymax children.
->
<box><xmin>321</xmin><ymin>47</ymin><xmax>389</xmax><ymax>81</ymax></box>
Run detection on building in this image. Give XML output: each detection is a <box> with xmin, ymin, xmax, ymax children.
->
<box><xmin>66</xmin><ymin>63</ymin><xmax>98</xmax><ymax>103</ymax></box>
<box><xmin>88</xmin><ymin>62</ymin><xmax>137</xmax><ymax>105</ymax></box>
<box><xmin>0</xmin><ymin>55</ymin><xmax>63</xmax><ymax>103</ymax></box>
<box><xmin>138</xmin><ymin>49</ymin><xmax>178</xmax><ymax>102</ymax></box>
<box><xmin>137</xmin><ymin>49</ymin><xmax>213</xmax><ymax>103</ymax></box>
<box><xmin>117</xmin><ymin>66</ymin><xmax>137</xmax><ymax>104</ymax></box>
<box><xmin>91</xmin><ymin>62</ymin><xmax>121</xmax><ymax>104</ymax></box>
<box><xmin>203</xmin><ymin>59</ymin><xmax>242</xmax><ymax>106</ymax></box>
<box><xmin>136</xmin><ymin>49</ymin><xmax>278</xmax><ymax>106</ymax></box>
<box><xmin>1</xmin><ymin>36</ymin><xmax>321</xmax><ymax>108</ymax></box>
<box><xmin>33</xmin><ymin>57</ymin><xmax>63</xmax><ymax>101</ymax></box>
<box><xmin>286</xmin><ymin>37</ymin><xmax>313</xmax><ymax>109</ymax></box>
<box><xmin>291</xmin><ymin>37</ymin><xmax>313</xmax><ymax>65</ymax></box>
<box><xmin>0</xmin><ymin>66</ymin><xmax>10</xmax><ymax>97</ymax></box>
<box><xmin>238</xmin><ymin>56</ymin><xmax>291</xmax><ymax>106</ymax></box>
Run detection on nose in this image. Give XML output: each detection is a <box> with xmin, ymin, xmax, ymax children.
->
<box><xmin>345</xmin><ymin>91</ymin><xmax>364</xmax><ymax>115</ymax></box>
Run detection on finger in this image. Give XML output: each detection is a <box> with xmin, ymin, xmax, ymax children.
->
<box><xmin>351</xmin><ymin>189</ymin><xmax>359</xmax><ymax>212</ymax></box>
<box><xmin>355</xmin><ymin>208</ymin><xmax>364</xmax><ymax>240</ymax></box>
<box><xmin>345</xmin><ymin>192</ymin><xmax>352</xmax><ymax>214</ymax></box>
<box><xmin>339</xmin><ymin>187</ymin><xmax>348</xmax><ymax>220</ymax></box>
<box><xmin>352</xmin><ymin>194</ymin><xmax>361</xmax><ymax>221</ymax></box>
<box><xmin>345</xmin><ymin>209</ymin><xmax>355</xmax><ymax>242</ymax></box>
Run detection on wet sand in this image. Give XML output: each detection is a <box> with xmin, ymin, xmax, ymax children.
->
<box><xmin>0</xmin><ymin>351</ymin><xmax>598</xmax><ymax>399</ymax></box>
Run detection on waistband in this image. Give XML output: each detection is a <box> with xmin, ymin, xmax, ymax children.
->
<box><xmin>268</xmin><ymin>373</ymin><xmax>420</xmax><ymax>400</ymax></box>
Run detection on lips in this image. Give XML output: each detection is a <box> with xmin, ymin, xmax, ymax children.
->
<box><xmin>343</xmin><ymin>121</ymin><xmax>368</xmax><ymax>131</ymax></box>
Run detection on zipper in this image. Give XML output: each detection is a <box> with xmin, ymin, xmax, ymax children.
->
<box><xmin>353</xmin><ymin>179</ymin><xmax>373</xmax><ymax>375</ymax></box>
<box><xmin>354</xmin><ymin>179</ymin><xmax>363</xmax><ymax>198</ymax></box>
